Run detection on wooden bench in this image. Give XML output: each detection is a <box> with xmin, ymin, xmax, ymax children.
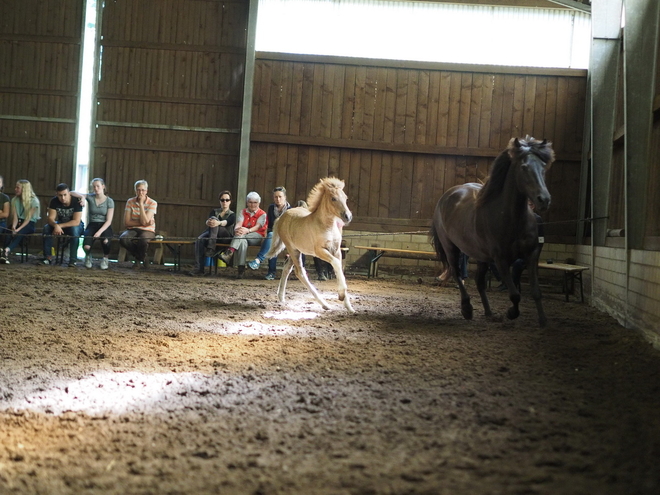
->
<box><xmin>149</xmin><ymin>239</ymin><xmax>195</xmax><ymax>271</ymax></box>
<box><xmin>355</xmin><ymin>245</ymin><xmax>438</xmax><ymax>278</ymax></box>
<box><xmin>537</xmin><ymin>262</ymin><xmax>589</xmax><ymax>303</ymax></box>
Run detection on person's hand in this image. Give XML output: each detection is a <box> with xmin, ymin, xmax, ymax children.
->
<box><xmin>93</xmin><ymin>232</ymin><xmax>101</xmax><ymax>238</ymax></box>
<box><xmin>53</xmin><ymin>225</ymin><xmax>63</xmax><ymax>235</ymax></box>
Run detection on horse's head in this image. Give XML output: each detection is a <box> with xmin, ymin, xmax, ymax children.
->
<box><xmin>308</xmin><ymin>177</ymin><xmax>353</xmax><ymax>224</ymax></box>
<box><xmin>509</xmin><ymin>136</ymin><xmax>554</xmax><ymax>213</ymax></box>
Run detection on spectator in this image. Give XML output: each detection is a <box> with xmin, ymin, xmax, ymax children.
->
<box><xmin>189</xmin><ymin>190</ymin><xmax>235</xmax><ymax>276</ymax></box>
<box><xmin>80</xmin><ymin>178</ymin><xmax>115</xmax><ymax>270</ymax></box>
<box><xmin>2</xmin><ymin>180</ymin><xmax>40</xmax><ymax>264</ymax></box>
<box><xmin>42</xmin><ymin>183</ymin><xmax>84</xmax><ymax>266</ymax></box>
<box><xmin>219</xmin><ymin>191</ymin><xmax>267</xmax><ymax>279</ymax></box>
<box><xmin>119</xmin><ymin>180</ymin><xmax>157</xmax><ymax>269</ymax></box>
<box><xmin>247</xmin><ymin>186</ymin><xmax>290</xmax><ymax>280</ymax></box>
<box><xmin>0</xmin><ymin>175</ymin><xmax>10</xmax><ymax>239</ymax></box>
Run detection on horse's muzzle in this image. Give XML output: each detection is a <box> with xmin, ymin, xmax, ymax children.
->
<box><xmin>535</xmin><ymin>195</ymin><xmax>551</xmax><ymax>213</ymax></box>
<box><xmin>344</xmin><ymin>211</ymin><xmax>353</xmax><ymax>224</ymax></box>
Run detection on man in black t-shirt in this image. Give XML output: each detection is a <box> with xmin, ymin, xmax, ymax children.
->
<box><xmin>43</xmin><ymin>183</ymin><xmax>84</xmax><ymax>266</ymax></box>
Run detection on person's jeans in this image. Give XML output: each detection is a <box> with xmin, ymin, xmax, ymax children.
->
<box><xmin>254</xmin><ymin>231</ymin><xmax>273</xmax><ymax>263</ymax></box>
<box><xmin>119</xmin><ymin>229</ymin><xmax>155</xmax><ymax>262</ymax></box>
<box><xmin>194</xmin><ymin>226</ymin><xmax>232</xmax><ymax>271</ymax></box>
<box><xmin>83</xmin><ymin>223</ymin><xmax>114</xmax><ymax>256</ymax></box>
<box><xmin>5</xmin><ymin>220</ymin><xmax>36</xmax><ymax>253</ymax></box>
<box><xmin>43</xmin><ymin>222</ymin><xmax>85</xmax><ymax>261</ymax></box>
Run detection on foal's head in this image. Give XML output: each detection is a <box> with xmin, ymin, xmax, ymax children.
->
<box><xmin>307</xmin><ymin>177</ymin><xmax>353</xmax><ymax>224</ymax></box>
<box><xmin>509</xmin><ymin>136</ymin><xmax>554</xmax><ymax>213</ymax></box>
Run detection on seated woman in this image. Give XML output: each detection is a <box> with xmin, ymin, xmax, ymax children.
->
<box><xmin>247</xmin><ymin>186</ymin><xmax>290</xmax><ymax>280</ymax></box>
<box><xmin>0</xmin><ymin>175</ymin><xmax>10</xmax><ymax>243</ymax></box>
<box><xmin>80</xmin><ymin>178</ymin><xmax>115</xmax><ymax>270</ymax></box>
<box><xmin>1</xmin><ymin>179</ymin><xmax>40</xmax><ymax>264</ymax></box>
<box><xmin>189</xmin><ymin>190</ymin><xmax>235</xmax><ymax>275</ymax></box>
<box><xmin>119</xmin><ymin>179</ymin><xmax>157</xmax><ymax>269</ymax></box>
<box><xmin>219</xmin><ymin>192</ymin><xmax>266</xmax><ymax>279</ymax></box>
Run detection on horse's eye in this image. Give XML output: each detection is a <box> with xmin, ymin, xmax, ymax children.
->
<box><xmin>332</xmin><ymin>197</ymin><xmax>337</xmax><ymax>201</ymax></box>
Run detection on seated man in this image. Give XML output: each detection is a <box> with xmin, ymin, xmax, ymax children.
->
<box><xmin>43</xmin><ymin>183</ymin><xmax>84</xmax><ymax>266</ymax></box>
<box><xmin>119</xmin><ymin>179</ymin><xmax>158</xmax><ymax>269</ymax></box>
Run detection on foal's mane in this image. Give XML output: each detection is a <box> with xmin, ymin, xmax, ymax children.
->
<box><xmin>306</xmin><ymin>177</ymin><xmax>345</xmax><ymax>213</ymax></box>
<box><xmin>476</xmin><ymin>136</ymin><xmax>554</xmax><ymax>206</ymax></box>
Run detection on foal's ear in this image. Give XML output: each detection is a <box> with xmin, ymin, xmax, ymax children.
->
<box><xmin>514</xmin><ymin>138</ymin><xmax>522</xmax><ymax>148</ymax></box>
<box><xmin>541</xmin><ymin>139</ymin><xmax>548</xmax><ymax>146</ymax></box>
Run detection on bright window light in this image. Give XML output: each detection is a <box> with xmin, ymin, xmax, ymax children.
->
<box><xmin>256</xmin><ymin>0</ymin><xmax>591</xmax><ymax>69</ymax></box>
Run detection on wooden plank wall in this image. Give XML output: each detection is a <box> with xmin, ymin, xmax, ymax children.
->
<box><xmin>93</xmin><ymin>0</ymin><xmax>247</xmax><ymax>239</ymax></box>
<box><xmin>250</xmin><ymin>53</ymin><xmax>587</xmax><ymax>240</ymax></box>
<box><xmin>0</xmin><ymin>0</ymin><xmax>82</xmax><ymax>202</ymax></box>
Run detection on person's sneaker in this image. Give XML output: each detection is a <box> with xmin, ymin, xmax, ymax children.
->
<box><xmin>220</xmin><ymin>250</ymin><xmax>233</xmax><ymax>264</ymax></box>
<box><xmin>236</xmin><ymin>266</ymin><xmax>245</xmax><ymax>279</ymax></box>
<box><xmin>0</xmin><ymin>256</ymin><xmax>7</xmax><ymax>264</ymax></box>
<box><xmin>188</xmin><ymin>270</ymin><xmax>204</xmax><ymax>277</ymax></box>
<box><xmin>100</xmin><ymin>258</ymin><xmax>109</xmax><ymax>270</ymax></box>
<box><xmin>68</xmin><ymin>261</ymin><xmax>77</xmax><ymax>268</ymax></box>
<box><xmin>84</xmin><ymin>254</ymin><xmax>92</xmax><ymax>268</ymax></box>
<box><xmin>264</xmin><ymin>272</ymin><xmax>275</xmax><ymax>280</ymax></box>
<box><xmin>248</xmin><ymin>259</ymin><xmax>260</xmax><ymax>270</ymax></box>
<box><xmin>43</xmin><ymin>257</ymin><xmax>53</xmax><ymax>265</ymax></box>
<box><xmin>317</xmin><ymin>272</ymin><xmax>328</xmax><ymax>281</ymax></box>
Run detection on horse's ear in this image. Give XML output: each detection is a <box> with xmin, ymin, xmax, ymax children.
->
<box><xmin>514</xmin><ymin>138</ymin><xmax>521</xmax><ymax>148</ymax></box>
<box><xmin>541</xmin><ymin>139</ymin><xmax>547</xmax><ymax>146</ymax></box>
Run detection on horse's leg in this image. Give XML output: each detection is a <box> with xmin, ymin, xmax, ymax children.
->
<box><xmin>447</xmin><ymin>247</ymin><xmax>473</xmax><ymax>320</ymax></box>
<box><xmin>277</xmin><ymin>254</ymin><xmax>295</xmax><ymax>304</ymax></box>
<box><xmin>495</xmin><ymin>259</ymin><xmax>521</xmax><ymax>320</ymax></box>
<box><xmin>290</xmin><ymin>250</ymin><xmax>331</xmax><ymax>311</ymax></box>
<box><xmin>475</xmin><ymin>261</ymin><xmax>492</xmax><ymax>317</ymax></box>
<box><xmin>318</xmin><ymin>251</ymin><xmax>354</xmax><ymax>313</ymax></box>
<box><xmin>525</xmin><ymin>251</ymin><xmax>547</xmax><ymax>327</ymax></box>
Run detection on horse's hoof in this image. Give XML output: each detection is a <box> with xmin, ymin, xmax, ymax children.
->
<box><xmin>461</xmin><ymin>304</ymin><xmax>473</xmax><ymax>320</ymax></box>
<box><xmin>506</xmin><ymin>307</ymin><xmax>520</xmax><ymax>320</ymax></box>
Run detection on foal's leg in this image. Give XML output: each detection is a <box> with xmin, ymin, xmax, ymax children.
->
<box><xmin>316</xmin><ymin>250</ymin><xmax>354</xmax><ymax>313</ymax></box>
<box><xmin>495</xmin><ymin>259</ymin><xmax>521</xmax><ymax>320</ymax></box>
<box><xmin>289</xmin><ymin>250</ymin><xmax>331</xmax><ymax>310</ymax></box>
<box><xmin>276</xmin><ymin>254</ymin><xmax>296</xmax><ymax>304</ymax></box>
<box><xmin>475</xmin><ymin>261</ymin><xmax>493</xmax><ymax>317</ymax></box>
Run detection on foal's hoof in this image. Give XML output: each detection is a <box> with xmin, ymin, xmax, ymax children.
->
<box><xmin>461</xmin><ymin>304</ymin><xmax>473</xmax><ymax>320</ymax></box>
<box><xmin>506</xmin><ymin>307</ymin><xmax>520</xmax><ymax>320</ymax></box>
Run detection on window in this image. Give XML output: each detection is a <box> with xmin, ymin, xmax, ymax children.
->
<box><xmin>256</xmin><ymin>0</ymin><xmax>590</xmax><ymax>69</ymax></box>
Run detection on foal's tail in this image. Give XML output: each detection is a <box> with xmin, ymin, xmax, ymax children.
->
<box><xmin>429</xmin><ymin>222</ymin><xmax>450</xmax><ymax>279</ymax></box>
<box><xmin>264</xmin><ymin>229</ymin><xmax>286</xmax><ymax>260</ymax></box>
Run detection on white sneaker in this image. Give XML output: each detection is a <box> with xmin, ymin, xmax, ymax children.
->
<box><xmin>100</xmin><ymin>258</ymin><xmax>109</xmax><ymax>270</ymax></box>
<box><xmin>84</xmin><ymin>254</ymin><xmax>92</xmax><ymax>269</ymax></box>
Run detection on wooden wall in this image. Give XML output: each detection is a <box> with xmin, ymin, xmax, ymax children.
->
<box><xmin>0</xmin><ymin>0</ymin><xmax>82</xmax><ymax>199</ymax></box>
<box><xmin>92</xmin><ymin>0</ymin><xmax>247</xmax><ymax>239</ymax></box>
<box><xmin>249</xmin><ymin>53</ymin><xmax>587</xmax><ymax>239</ymax></box>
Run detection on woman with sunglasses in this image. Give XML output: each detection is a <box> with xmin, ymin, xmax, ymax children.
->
<box><xmin>189</xmin><ymin>190</ymin><xmax>235</xmax><ymax>276</ymax></box>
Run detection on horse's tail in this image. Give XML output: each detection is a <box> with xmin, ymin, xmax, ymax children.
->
<box><xmin>429</xmin><ymin>222</ymin><xmax>449</xmax><ymax>277</ymax></box>
<box><xmin>264</xmin><ymin>228</ymin><xmax>286</xmax><ymax>260</ymax></box>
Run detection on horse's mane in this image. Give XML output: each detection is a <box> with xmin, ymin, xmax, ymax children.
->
<box><xmin>306</xmin><ymin>177</ymin><xmax>345</xmax><ymax>212</ymax></box>
<box><xmin>476</xmin><ymin>136</ymin><xmax>554</xmax><ymax>207</ymax></box>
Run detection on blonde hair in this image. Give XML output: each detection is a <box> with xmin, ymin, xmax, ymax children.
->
<box><xmin>14</xmin><ymin>179</ymin><xmax>38</xmax><ymax>216</ymax></box>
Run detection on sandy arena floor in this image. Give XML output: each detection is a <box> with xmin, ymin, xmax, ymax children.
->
<box><xmin>1</xmin><ymin>260</ymin><xmax>659</xmax><ymax>495</ymax></box>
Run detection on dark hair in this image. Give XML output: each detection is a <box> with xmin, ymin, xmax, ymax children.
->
<box><xmin>0</xmin><ymin>174</ymin><xmax>3</xmax><ymax>192</ymax></box>
<box><xmin>218</xmin><ymin>190</ymin><xmax>232</xmax><ymax>200</ymax></box>
<box><xmin>273</xmin><ymin>186</ymin><xmax>286</xmax><ymax>194</ymax></box>
<box><xmin>56</xmin><ymin>183</ymin><xmax>70</xmax><ymax>192</ymax></box>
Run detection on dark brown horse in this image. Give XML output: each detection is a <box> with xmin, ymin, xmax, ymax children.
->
<box><xmin>430</xmin><ymin>136</ymin><xmax>555</xmax><ymax>327</ymax></box>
